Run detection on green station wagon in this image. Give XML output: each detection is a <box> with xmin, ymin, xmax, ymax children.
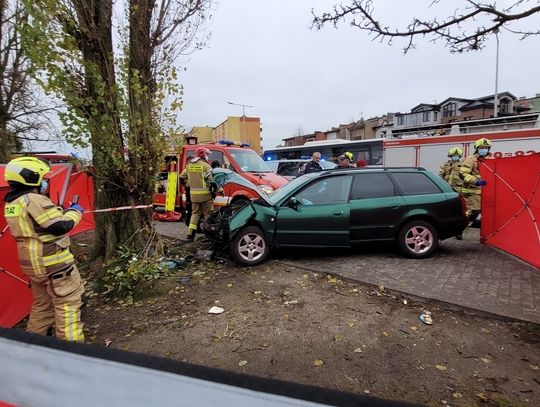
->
<box><xmin>207</xmin><ymin>167</ymin><xmax>468</xmax><ymax>266</ymax></box>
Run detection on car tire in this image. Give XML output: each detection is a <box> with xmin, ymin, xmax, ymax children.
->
<box><xmin>231</xmin><ymin>226</ymin><xmax>269</xmax><ymax>266</ymax></box>
<box><xmin>398</xmin><ymin>220</ymin><xmax>439</xmax><ymax>259</ymax></box>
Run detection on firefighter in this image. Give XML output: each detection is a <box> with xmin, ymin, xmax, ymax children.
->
<box><xmin>439</xmin><ymin>147</ymin><xmax>464</xmax><ymax>193</ymax></box>
<box><xmin>3</xmin><ymin>157</ymin><xmax>85</xmax><ymax>342</ymax></box>
<box><xmin>179</xmin><ymin>147</ymin><xmax>216</xmax><ymax>241</ymax></box>
<box><xmin>337</xmin><ymin>151</ymin><xmax>354</xmax><ymax>168</ymax></box>
<box><xmin>460</xmin><ymin>138</ymin><xmax>492</xmax><ymax>226</ymax></box>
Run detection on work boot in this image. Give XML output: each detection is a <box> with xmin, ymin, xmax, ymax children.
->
<box><xmin>186</xmin><ymin>231</ymin><xmax>195</xmax><ymax>242</ymax></box>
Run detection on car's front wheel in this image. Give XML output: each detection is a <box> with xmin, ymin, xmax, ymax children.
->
<box><xmin>398</xmin><ymin>220</ymin><xmax>438</xmax><ymax>259</ymax></box>
<box><xmin>231</xmin><ymin>226</ymin><xmax>270</xmax><ymax>266</ymax></box>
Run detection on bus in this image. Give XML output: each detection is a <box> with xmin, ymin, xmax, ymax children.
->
<box><xmin>263</xmin><ymin>138</ymin><xmax>384</xmax><ymax>165</ymax></box>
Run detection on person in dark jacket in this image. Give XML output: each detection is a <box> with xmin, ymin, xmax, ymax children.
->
<box><xmin>304</xmin><ymin>152</ymin><xmax>323</xmax><ymax>174</ymax></box>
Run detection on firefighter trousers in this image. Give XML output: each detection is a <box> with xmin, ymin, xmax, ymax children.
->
<box><xmin>188</xmin><ymin>200</ymin><xmax>213</xmax><ymax>232</ymax></box>
<box><xmin>27</xmin><ymin>265</ymin><xmax>85</xmax><ymax>342</ymax></box>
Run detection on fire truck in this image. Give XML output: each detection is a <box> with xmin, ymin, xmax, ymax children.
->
<box><xmin>153</xmin><ymin>138</ymin><xmax>288</xmax><ymax>212</ymax></box>
<box><xmin>383</xmin><ymin>127</ymin><xmax>540</xmax><ymax>173</ymax></box>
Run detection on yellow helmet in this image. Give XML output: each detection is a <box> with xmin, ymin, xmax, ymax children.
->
<box><xmin>474</xmin><ymin>138</ymin><xmax>492</xmax><ymax>149</ymax></box>
<box><xmin>4</xmin><ymin>156</ymin><xmax>51</xmax><ymax>187</ymax></box>
<box><xmin>344</xmin><ymin>151</ymin><xmax>353</xmax><ymax>161</ymax></box>
<box><xmin>448</xmin><ymin>147</ymin><xmax>463</xmax><ymax>157</ymax></box>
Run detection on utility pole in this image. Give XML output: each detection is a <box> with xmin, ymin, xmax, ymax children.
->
<box><xmin>227</xmin><ymin>101</ymin><xmax>254</xmax><ymax>144</ymax></box>
<box><xmin>494</xmin><ymin>29</ymin><xmax>500</xmax><ymax>118</ymax></box>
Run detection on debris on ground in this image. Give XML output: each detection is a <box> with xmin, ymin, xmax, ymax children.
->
<box><xmin>208</xmin><ymin>306</ymin><xmax>225</xmax><ymax>314</ymax></box>
<box><xmin>420</xmin><ymin>310</ymin><xmax>433</xmax><ymax>325</ymax></box>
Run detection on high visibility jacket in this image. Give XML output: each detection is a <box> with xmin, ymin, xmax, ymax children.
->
<box><xmin>4</xmin><ymin>191</ymin><xmax>82</xmax><ymax>277</ymax></box>
<box><xmin>459</xmin><ymin>154</ymin><xmax>482</xmax><ymax>195</ymax></box>
<box><xmin>179</xmin><ymin>157</ymin><xmax>213</xmax><ymax>203</ymax></box>
<box><xmin>439</xmin><ymin>160</ymin><xmax>463</xmax><ymax>192</ymax></box>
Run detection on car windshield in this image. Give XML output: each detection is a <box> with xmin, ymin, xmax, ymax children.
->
<box><xmin>267</xmin><ymin>173</ymin><xmax>317</xmax><ymax>204</ymax></box>
<box><xmin>229</xmin><ymin>149</ymin><xmax>273</xmax><ymax>173</ymax></box>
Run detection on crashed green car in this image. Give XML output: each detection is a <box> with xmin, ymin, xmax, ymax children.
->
<box><xmin>207</xmin><ymin>167</ymin><xmax>468</xmax><ymax>266</ymax></box>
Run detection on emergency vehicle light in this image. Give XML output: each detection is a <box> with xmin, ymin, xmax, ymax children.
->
<box><xmin>218</xmin><ymin>139</ymin><xmax>234</xmax><ymax>146</ymax></box>
<box><xmin>241</xmin><ymin>143</ymin><xmax>250</xmax><ymax>148</ymax></box>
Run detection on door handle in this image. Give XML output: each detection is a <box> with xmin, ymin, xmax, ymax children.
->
<box><xmin>391</xmin><ymin>206</ymin><xmax>401</xmax><ymax>210</ymax></box>
<box><xmin>333</xmin><ymin>210</ymin><xmax>344</xmax><ymax>216</ymax></box>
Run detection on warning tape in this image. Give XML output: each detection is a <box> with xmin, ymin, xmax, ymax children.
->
<box><xmin>84</xmin><ymin>204</ymin><xmax>153</xmax><ymax>214</ymax></box>
<box><xmin>0</xmin><ymin>266</ymin><xmax>29</xmax><ymax>286</ymax></box>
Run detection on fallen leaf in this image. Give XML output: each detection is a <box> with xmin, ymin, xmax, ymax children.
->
<box><xmin>347</xmin><ymin>322</ymin><xmax>355</xmax><ymax>327</ymax></box>
<box><xmin>410</xmin><ymin>326</ymin><xmax>418</xmax><ymax>331</ymax></box>
<box><xmin>238</xmin><ymin>360</ymin><xmax>248</xmax><ymax>367</ymax></box>
<box><xmin>313</xmin><ymin>359</ymin><xmax>324</xmax><ymax>367</ymax></box>
<box><xmin>104</xmin><ymin>338</ymin><xmax>113</xmax><ymax>347</ymax></box>
<box><xmin>378</xmin><ymin>284</ymin><xmax>385</xmax><ymax>291</ymax></box>
<box><xmin>254</xmin><ymin>291</ymin><xmax>262</xmax><ymax>295</ymax></box>
<box><xmin>327</xmin><ymin>276</ymin><xmax>338</xmax><ymax>284</ymax></box>
<box><xmin>382</xmin><ymin>331</ymin><xmax>389</xmax><ymax>337</ymax></box>
<box><xmin>334</xmin><ymin>334</ymin><xmax>343</xmax><ymax>342</ymax></box>
<box><xmin>475</xmin><ymin>393</ymin><xmax>489</xmax><ymax>402</ymax></box>
<box><xmin>480</xmin><ymin>357</ymin><xmax>491</xmax><ymax>364</ymax></box>
<box><xmin>435</xmin><ymin>364</ymin><xmax>447</xmax><ymax>371</ymax></box>
<box><xmin>453</xmin><ymin>392</ymin><xmax>463</xmax><ymax>399</ymax></box>
<box><xmin>226</xmin><ymin>283</ymin><xmax>233</xmax><ymax>288</ymax></box>
<box><xmin>354</xmin><ymin>347</ymin><xmax>363</xmax><ymax>353</ymax></box>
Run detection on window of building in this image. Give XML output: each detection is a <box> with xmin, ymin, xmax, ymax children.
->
<box><xmin>397</xmin><ymin>116</ymin><xmax>404</xmax><ymax>125</ymax></box>
<box><xmin>442</xmin><ymin>103</ymin><xmax>457</xmax><ymax>117</ymax></box>
<box><xmin>499</xmin><ymin>99</ymin><xmax>510</xmax><ymax>115</ymax></box>
<box><xmin>422</xmin><ymin>111</ymin><xmax>430</xmax><ymax>122</ymax></box>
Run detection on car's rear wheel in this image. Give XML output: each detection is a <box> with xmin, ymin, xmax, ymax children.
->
<box><xmin>231</xmin><ymin>226</ymin><xmax>269</xmax><ymax>266</ymax></box>
<box><xmin>398</xmin><ymin>220</ymin><xmax>438</xmax><ymax>259</ymax></box>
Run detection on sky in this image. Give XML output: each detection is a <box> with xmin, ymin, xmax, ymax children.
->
<box><xmin>37</xmin><ymin>0</ymin><xmax>540</xmax><ymax>155</ymax></box>
<box><xmin>175</xmin><ymin>0</ymin><xmax>540</xmax><ymax>150</ymax></box>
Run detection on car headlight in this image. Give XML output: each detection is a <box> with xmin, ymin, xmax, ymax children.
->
<box><xmin>258</xmin><ymin>185</ymin><xmax>274</xmax><ymax>195</ymax></box>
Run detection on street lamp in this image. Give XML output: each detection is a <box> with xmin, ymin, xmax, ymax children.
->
<box><xmin>227</xmin><ymin>101</ymin><xmax>254</xmax><ymax>144</ymax></box>
<box><xmin>493</xmin><ymin>29</ymin><xmax>500</xmax><ymax>118</ymax></box>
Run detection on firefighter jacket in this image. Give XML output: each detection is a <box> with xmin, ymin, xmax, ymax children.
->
<box><xmin>179</xmin><ymin>157</ymin><xmax>214</xmax><ymax>203</ymax></box>
<box><xmin>4</xmin><ymin>190</ymin><xmax>82</xmax><ymax>277</ymax></box>
<box><xmin>459</xmin><ymin>154</ymin><xmax>482</xmax><ymax>195</ymax></box>
<box><xmin>439</xmin><ymin>160</ymin><xmax>463</xmax><ymax>192</ymax></box>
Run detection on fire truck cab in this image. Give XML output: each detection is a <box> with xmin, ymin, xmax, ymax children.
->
<box><xmin>153</xmin><ymin>138</ymin><xmax>288</xmax><ymax>211</ymax></box>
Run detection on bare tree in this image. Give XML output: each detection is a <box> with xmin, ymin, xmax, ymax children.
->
<box><xmin>312</xmin><ymin>0</ymin><xmax>540</xmax><ymax>53</ymax></box>
<box><xmin>22</xmin><ymin>0</ymin><xmax>212</xmax><ymax>260</ymax></box>
<box><xmin>0</xmin><ymin>0</ymin><xmax>55</xmax><ymax>162</ymax></box>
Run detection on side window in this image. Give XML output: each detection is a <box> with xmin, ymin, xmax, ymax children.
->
<box><xmin>392</xmin><ymin>172</ymin><xmax>442</xmax><ymax>195</ymax></box>
<box><xmin>295</xmin><ymin>175</ymin><xmax>352</xmax><ymax>205</ymax></box>
<box><xmin>208</xmin><ymin>150</ymin><xmax>225</xmax><ymax>167</ymax></box>
<box><xmin>351</xmin><ymin>173</ymin><xmax>396</xmax><ymax>199</ymax></box>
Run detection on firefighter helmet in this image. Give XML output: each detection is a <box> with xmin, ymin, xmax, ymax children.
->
<box><xmin>448</xmin><ymin>147</ymin><xmax>463</xmax><ymax>157</ymax></box>
<box><xmin>343</xmin><ymin>151</ymin><xmax>353</xmax><ymax>161</ymax></box>
<box><xmin>474</xmin><ymin>138</ymin><xmax>492</xmax><ymax>150</ymax></box>
<box><xmin>4</xmin><ymin>156</ymin><xmax>51</xmax><ymax>187</ymax></box>
<box><xmin>196</xmin><ymin>147</ymin><xmax>210</xmax><ymax>158</ymax></box>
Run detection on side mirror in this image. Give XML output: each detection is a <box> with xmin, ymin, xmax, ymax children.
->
<box><xmin>288</xmin><ymin>197</ymin><xmax>299</xmax><ymax>210</ymax></box>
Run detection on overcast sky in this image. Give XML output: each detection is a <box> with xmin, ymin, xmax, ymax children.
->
<box><xmin>38</xmin><ymin>0</ymin><xmax>540</xmax><ymax>156</ymax></box>
<box><xmin>175</xmin><ymin>0</ymin><xmax>540</xmax><ymax>150</ymax></box>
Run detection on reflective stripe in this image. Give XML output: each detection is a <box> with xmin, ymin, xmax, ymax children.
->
<box><xmin>39</xmin><ymin>234</ymin><xmax>57</xmax><ymax>243</ymax></box>
<box><xmin>188</xmin><ymin>224</ymin><xmax>197</xmax><ymax>230</ymax></box>
<box><xmin>190</xmin><ymin>189</ymin><xmax>211</xmax><ymax>195</ymax></box>
<box><xmin>64</xmin><ymin>211</ymin><xmax>79</xmax><ymax>222</ymax></box>
<box><xmin>43</xmin><ymin>249</ymin><xmax>74</xmax><ymax>267</ymax></box>
<box><xmin>34</xmin><ymin>207</ymin><xmax>61</xmax><ymax>224</ymax></box>
<box><xmin>64</xmin><ymin>304</ymin><xmax>73</xmax><ymax>341</ymax></box>
<box><xmin>17</xmin><ymin>198</ymin><xmax>43</xmax><ymax>275</ymax></box>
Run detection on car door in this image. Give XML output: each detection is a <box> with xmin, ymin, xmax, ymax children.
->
<box><xmin>349</xmin><ymin>172</ymin><xmax>407</xmax><ymax>242</ymax></box>
<box><xmin>274</xmin><ymin>175</ymin><xmax>352</xmax><ymax>247</ymax></box>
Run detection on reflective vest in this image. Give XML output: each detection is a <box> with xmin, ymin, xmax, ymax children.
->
<box><xmin>459</xmin><ymin>154</ymin><xmax>482</xmax><ymax>195</ymax></box>
<box><xmin>179</xmin><ymin>157</ymin><xmax>213</xmax><ymax>203</ymax></box>
<box><xmin>439</xmin><ymin>160</ymin><xmax>463</xmax><ymax>192</ymax></box>
<box><xmin>4</xmin><ymin>192</ymin><xmax>82</xmax><ymax>277</ymax></box>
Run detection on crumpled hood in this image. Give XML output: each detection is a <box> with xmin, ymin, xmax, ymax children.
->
<box><xmin>212</xmin><ymin>168</ymin><xmax>273</xmax><ymax>206</ymax></box>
